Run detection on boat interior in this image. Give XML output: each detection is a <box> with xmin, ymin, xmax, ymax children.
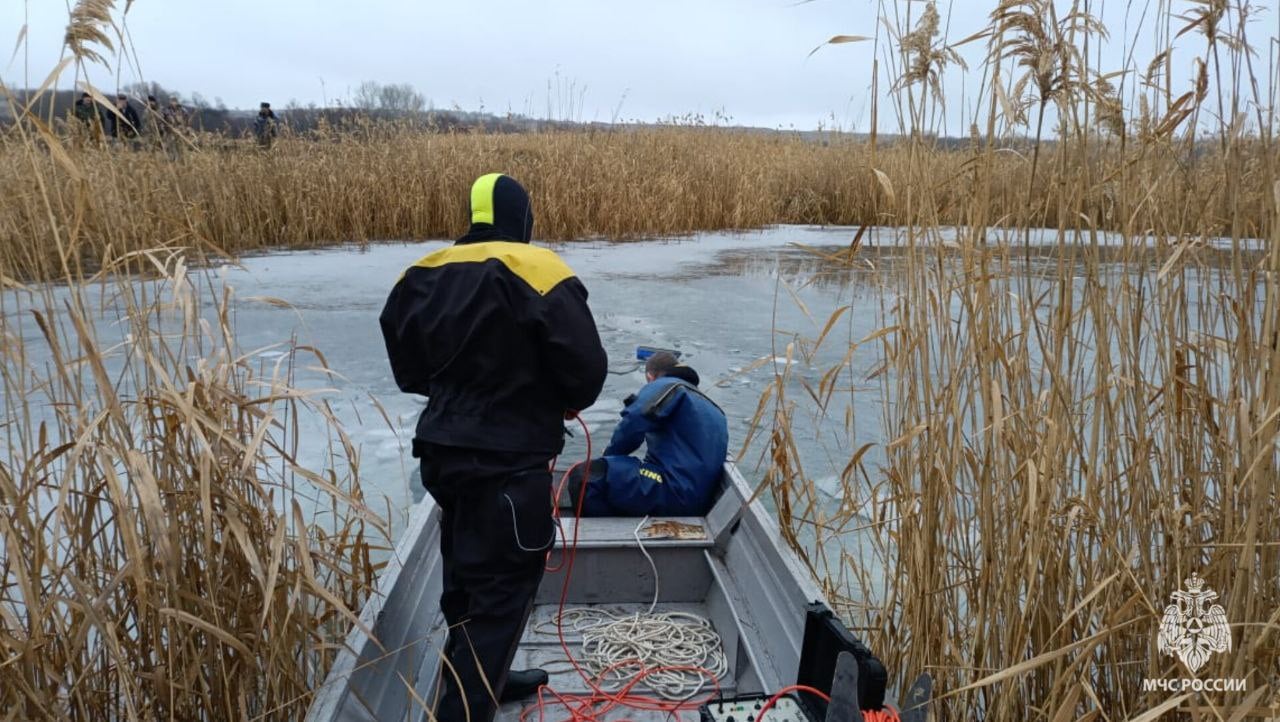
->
<box><xmin>308</xmin><ymin>464</ymin><xmax>839</xmax><ymax>722</ymax></box>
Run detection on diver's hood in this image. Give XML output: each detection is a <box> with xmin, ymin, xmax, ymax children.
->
<box><xmin>666</xmin><ymin>365</ymin><xmax>701</xmax><ymax>386</ymax></box>
<box><xmin>457</xmin><ymin>173</ymin><xmax>535</xmax><ymax>244</ymax></box>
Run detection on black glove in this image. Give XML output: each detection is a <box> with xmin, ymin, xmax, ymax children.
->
<box><xmin>623</xmin><ymin>393</ymin><xmax>638</xmax><ymax>408</ymax></box>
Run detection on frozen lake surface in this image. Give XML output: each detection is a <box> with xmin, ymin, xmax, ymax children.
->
<box><xmin>5</xmin><ymin>224</ymin><xmax>1258</xmax><ymax>546</ymax></box>
<box><xmin>215</xmin><ymin>225</ymin><xmax>887</xmax><ymax>539</ymax></box>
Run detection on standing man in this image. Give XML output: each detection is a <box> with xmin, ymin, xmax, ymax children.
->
<box><xmin>72</xmin><ymin>92</ymin><xmax>96</xmax><ymax>126</ymax></box>
<box><xmin>145</xmin><ymin>95</ymin><xmax>161</xmax><ymax>124</ymax></box>
<box><xmin>145</xmin><ymin>95</ymin><xmax>163</xmax><ymax>149</ymax></box>
<box><xmin>161</xmin><ymin>97</ymin><xmax>189</xmax><ymax>133</ymax></box>
<box><xmin>253</xmin><ymin>102</ymin><xmax>277</xmax><ymax>148</ymax></box>
<box><xmin>160</xmin><ymin>97</ymin><xmax>189</xmax><ymax>157</ymax></box>
<box><xmin>380</xmin><ymin>173</ymin><xmax>607</xmax><ymax>722</ymax></box>
<box><xmin>71</xmin><ymin>92</ymin><xmax>101</xmax><ymax>147</ymax></box>
<box><xmin>107</xmin><ymin>93</ymin><xmax>141</xmax><ymax>145</ymax></box>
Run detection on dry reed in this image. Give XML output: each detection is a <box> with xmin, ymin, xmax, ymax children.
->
<box><xmin>1</xmin><ymin>121</ymin><xmax>1274</xmax><ymax>283</ymax></box>
<box><xmin>1</xmin><ymin>2</ymin><xmax>386</xmax><ymax>718</ymax></box>
<box><xmin>0</xmin><ymin>252</ymin><xmax>386</xmax><ymax>719</ymax></box>
<box><xmin>750</xmin><ymin>0</ymin><xmax>1280</xmax><ymax>717</ymax></box>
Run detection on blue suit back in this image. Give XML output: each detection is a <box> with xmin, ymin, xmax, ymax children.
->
<box><xmin>596</xmin><ymin>376</ymin><xmax>729</xmax><ymax>516</ymax></box>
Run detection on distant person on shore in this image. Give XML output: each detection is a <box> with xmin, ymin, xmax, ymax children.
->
<box><xmin>160</xmin><ymin>97</ymin><xmax>190</xmax><ymax>156</ymax></box>
<box><xmin>161</xmin><ymin>97</ymin><xmax>189</xmax><ymax>133</ymax></box>
<box><xmin>253</xmin><ymin>102</ymin><xmax>277</xmax><ymax>148</ymax></box>
<box><xmin>73</xmin><ymin>92</ymin><xmax>97</xmax><ymax>126</ymax></box>
<box><xmin>145</xmin><ymin>95</ymin><xmax>163</xmax><ymax>148</ymax></box>
<box><xmin>567</xmin><ymin>351</ymin><xmax>728</xmax><ymax>517</ymax></box>
<box><xmin>71</xmin><ymin>92</ymin><xmax>101</xmax><ymax>146</ymax></box>
<box><xmin>107</xmin><ymin>93</ymin><xmax>141</xmax><ymax>145</ymax></box>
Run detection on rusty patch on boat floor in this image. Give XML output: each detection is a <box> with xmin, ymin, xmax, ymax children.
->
<box><xmin>641</xmin><ymin>520</ymin><xmax>706</xmax><ymax>540</ymax></box>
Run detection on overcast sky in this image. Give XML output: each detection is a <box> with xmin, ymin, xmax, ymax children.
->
<box><xmin>3</xmin><ymin>1</ymin><xmax>1273</xmax><ymax>133</ymax></box>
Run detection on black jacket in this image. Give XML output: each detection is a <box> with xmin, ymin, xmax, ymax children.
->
<box><xmin>380</xmin><ymin>176</ymin><xmax>607</xmax><ymax>455</ymax></box>
<box><xmin>108</xmin><ymin>103</ymin><xmax>141</xmax><ymax>138</ymax></box>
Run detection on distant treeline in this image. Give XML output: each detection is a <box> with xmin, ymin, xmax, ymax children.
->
<box><xmin>3</xmin><ymin>88</ymin><xmax>979</xmax><ymax>147</ymax></box>
<box><xmin>3</xmin><ymin>81</ymin><xmax>942</xmax><ymax>144</ymax></box>
<box><xmin>2</xmin><ymin>82</ymin><xmax>611</xmax><ymax>138</ymax></box>
<box><xmin>4</xmin><ymin>82</ymin><xmax>1108</xmax><ymax>152</ymax></box>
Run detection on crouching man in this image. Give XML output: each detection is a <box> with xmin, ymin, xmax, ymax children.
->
<box><xmin>569</xmin><ymin>352</ymin><xmax>728</xmax><ymax>516</ymax></box>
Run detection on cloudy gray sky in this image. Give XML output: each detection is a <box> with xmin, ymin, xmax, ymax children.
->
<box><xmin>3</xmin><ymin>0</ymin><xmax>1271</xmax><ymax>133</ymax></box>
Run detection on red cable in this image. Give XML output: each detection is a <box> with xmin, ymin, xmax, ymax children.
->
<box><xmin>864</xmin><ymin>707</ymin><xmax>902</xmax><ymax>722</ymax></box>
<box><xmin>755</xmin><ymin>685</ymin><xmax>831</xmax><ymax>720</ymax></box>
<box><xmin>532</xmin><ymin>419</ymin><xmax>895</xmax><ymax>722</ymax></box>
<box><xmin>525</xmin><ymin>415</ymin><xmax>722</xmax><ymax>721</ymax></box>
<box><xmin>543</xmin><ymin>461</ymin><xmax>576</xmax><ymax>574</ymax></box>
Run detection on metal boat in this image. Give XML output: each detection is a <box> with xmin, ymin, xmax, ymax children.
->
<box><xmin>306</xmin><ymin>460</ymin><xmax>927</xmax><ymax>721</ymax></box>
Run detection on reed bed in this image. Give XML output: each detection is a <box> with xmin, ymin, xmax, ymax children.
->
<box><xmin>0</xmin><ymin>249</ymin><xmax>387</xmax><ymax>719</ymax></box>
<box><xmin>1</xmin><ymin>121</ymin><xmax>1274</xmax><ymax>283</ymax></box>
<box><xmin>749</xmin><ymin>0</ymin><xmax>1280</xmax><ymax>717</ymax></box>
<box><xmin>759</xmin><ymin>226</ymin><xmax>1280</xmax><ymax>717</ymax></box>
<box><xmin>1</xmin><ymin>4</ymin><xmax>386</xmax><ymax>718</ymax></box>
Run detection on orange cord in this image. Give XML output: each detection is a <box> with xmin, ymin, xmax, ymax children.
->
<box><xmin>529</xmin><ymin>418</ymin><xmax>893</xmax><ymax>722</ymax></box>
<box><xmin>524</xmin><ymin>416</ymin><xmax>722</xmax><ymax>721</ymax></box>
<box><xmin>863</xmin><ymin>708</ymin><xmax>902</xmax><ymax>722</ymax></box>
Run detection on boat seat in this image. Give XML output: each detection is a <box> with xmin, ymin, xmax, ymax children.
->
<box><xmin>554</xmin><ymin>515</ymin><xmax>714</xmax><ymax>549</ymax></box>
<box><xmin>551</xmin><ymin>464</ymin><xmax>744</xmax><ymax>552</ymax></box>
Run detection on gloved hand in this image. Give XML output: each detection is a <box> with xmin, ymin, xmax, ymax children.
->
<box><xmin>623</xmin><ymin>393</ymin><xmax>637</xmax><ymax>408</ymax></box>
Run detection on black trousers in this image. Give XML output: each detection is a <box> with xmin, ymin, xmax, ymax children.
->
<box><xmin>418</xmin><ymin>443</ymin><xmax>555</xmax><ymax>722</ymax></box>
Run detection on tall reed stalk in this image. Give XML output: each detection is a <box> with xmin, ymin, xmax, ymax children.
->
<box><xmin>1</xmin><ymin>2</ymin><xmax>385</xmax><ymax>718</ymax></box>
<box><xmin>756</xmin><ymin>0</ymin><xmax>1279</xmax><ymax>717</ymax></box>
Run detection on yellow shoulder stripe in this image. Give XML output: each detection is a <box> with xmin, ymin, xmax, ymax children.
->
<box><xmin>409</xmin><ymin>242</ymin><xmax>576</xmax><ymax>296</ymax></box>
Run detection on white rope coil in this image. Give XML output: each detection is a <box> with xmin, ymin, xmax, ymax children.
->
<box><xmin>537</xmin><ymin>516</ymin><xmax>727</xmax><ymax>700</ymax></box>
<box><xmin>550</xmin><ymin>607</ymin><xmax>728</xmax><ymax>700</ymax></box>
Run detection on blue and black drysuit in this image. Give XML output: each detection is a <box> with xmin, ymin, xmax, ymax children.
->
<box><xmin>576</xmin><ymin>374</ymin><xmax>729</xmax><ymax>517</ymax></box>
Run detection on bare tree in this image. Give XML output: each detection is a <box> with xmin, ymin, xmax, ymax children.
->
<box><xmin>352</xmin><ymin>81</ymin><xmax>382</xmax><ymax>111</ymax></box>
<box><xmin>378</xmin><ymin>83</ymin><xmax>426</xmax><ymax>113</ymax></box>
<box><xmin>123</xmin><ymin>81</ymin><xmax>176</xmax><ymax>103</ymax></box>
<box><xmin>351</xmin><ymin>80</ymin><xmax>426</xmax><ymax>114</ymax></box>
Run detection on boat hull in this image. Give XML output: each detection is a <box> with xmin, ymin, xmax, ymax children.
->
<box><xmin>306</xmin><ymin>460</ymin><xmax>828</xmax><ymax>722</ymax></box>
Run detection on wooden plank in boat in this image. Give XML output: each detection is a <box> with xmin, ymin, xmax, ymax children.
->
<box><xmin>556</xmin><ymin>516</ymin><xmax>713</xmax><ymax>548</ymax></box>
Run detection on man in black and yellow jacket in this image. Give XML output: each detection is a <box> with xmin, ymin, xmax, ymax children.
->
<box><xmin>380</xmin><ymin>173</ymin><xmax>607</xmax><ymax>722</ymax></box>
